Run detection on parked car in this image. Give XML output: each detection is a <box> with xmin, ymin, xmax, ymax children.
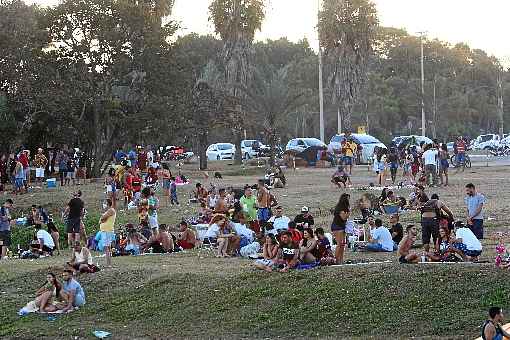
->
<box><xmin>285</xmin><ymin>138</ymin><xmax>327</xmax><ymax>153</ymax></box>
<box><xmin>470</xmin><ymin>134</ymin><xmax>501</xmax><ymax>150</ymax></box>
<box><xmin>329</xmin><ymin>133</ymin><xmax>387</xmax><ymax>164</ymax></box>
<box><xmin>391</xmin><ymin>135</ymin><xmax>434</xmax><ymax>148</ymax></box>
<box><xmin>241</xmin><ymin>139</ymin><xmax>269</xmax><ymax>159</ymax></box>
<box><xmin>499</xmin><ymin>135</ymin><xmax>510</xmax><ymax>147</ymax></box>
<box><xmin>206</xmin><ymin>143</ymin><xmax>236</xmax><ymax>161</ymax></box>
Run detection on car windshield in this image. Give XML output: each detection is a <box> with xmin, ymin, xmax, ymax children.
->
<box><xmin>356</xmin><ymin>135</ymin><xmax>380</xmax><ymax>144</ymax></box>
<box><xmin>479</xmin><ymin>135</ymin><xmax>492</xmax><ymax>142</ymax></box>
<box><xmin>243</xmin><ymin>141</ymin><xmax>253</xmax><ymax>147</ymax></box>
<box><xmin>304</xmin><ymin>139</ymin><xmax>324</xmax><ymax>146</ymax></box>
<box><xmin>217</xmin><ymin>144</ymin><xmax>233</xmax><ymax>150</ymax></box>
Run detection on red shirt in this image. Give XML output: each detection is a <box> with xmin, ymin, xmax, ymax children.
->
<box><xmin>19</xmin><ymin>153</ymin><xmax>29</xmax><ymax>168</ymax></box>
<box><xmin>456</xmin><ymin>140</ymin><xmax>466</xmax><ymax>153</ymax></box>
<box><xmin>124</xmin><ymin>174</ymin><xmax>133</xmax><ymax>191</ymax></box>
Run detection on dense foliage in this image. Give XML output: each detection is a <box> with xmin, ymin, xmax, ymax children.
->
<box><xmin>1</xmin><ymin>0</ymin><xmax>508</xmax><ymax>173</ymax></box>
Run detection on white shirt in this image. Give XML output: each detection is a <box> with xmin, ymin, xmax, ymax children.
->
<box><xmin>204</xmin><ymin>224</ymin><xmax>220</xmax><ymax>239</ymax></box>
<box><xmin>268</xmin><ymin>215</ymin><xmax>290</xmax><ymax>231</ymax></box>
<box><xmin>371</xmin><ymin>226</ymin><xmax>394</xmax><ymax>251</ymax></box>
<box><xmin>422</xmin><ymin>149</ymin><xmax>438</xmax><ymax>165</ymax></box>
<box><xmin>36</xmin><ymin>229</ymin><xmax>55</xmax><ymax>249</ymax></box>
<box><xmin>232</xmin><ymin>222</ymin><xmax>255</xmax><ymax>242</ymax></box>
<box><xmin>455</xmin><ymin>228</ymin><xmax>482</xmax><ymax>251</ymax></box>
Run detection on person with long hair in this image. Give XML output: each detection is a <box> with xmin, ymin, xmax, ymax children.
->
<box><xmin>159</xmin><ymin>163</ymin><xmax>172</xmax><ymax>206</ymax></box>
<box><xmin>299</xmin><ymin>228</ymin><xmax>318</xmax><ymax>263</ymax></box>
<box><xmin>35</xmin><ymin>273</ymin><xmax>62</xmax><ymax>313</ymax></box>
<box><xmin>331</xmin><ymin>193</ymin><xmax>350</xmax><ymax>264</ymax></box>
<box><xmin>254</xmin><ymin>233</ymin><xmax>279</xmax><ymax>272</ymax></box>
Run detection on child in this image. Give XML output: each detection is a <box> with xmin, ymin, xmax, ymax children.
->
<box><xmin>170</xmin><ymin>177</ymin><xmax>179</xmax><ymax>205</ymax></box>
<box><xmin>316</xmin><ymin>228</ymin><xmax>335</xmax><ymax>266</ymax></box>
<box><xmin>495</xmin><ymin>233</ymin><xmax>510</xmax><ymax>268</ymax></box>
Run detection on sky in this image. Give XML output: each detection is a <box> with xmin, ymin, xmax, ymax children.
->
<box><xmin>28</xmin><ymin>0</ymin><xmax>510</xmax><ymax>62</ymax></box>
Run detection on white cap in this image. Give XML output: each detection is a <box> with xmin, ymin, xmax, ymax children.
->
<box><xmin>301</xmin><ymin>206</ymin><xmax>309</xmax><ymax>212</ymax></box>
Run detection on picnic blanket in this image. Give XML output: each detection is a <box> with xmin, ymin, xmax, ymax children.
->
<box><xmin>18</xmin><ymin>300</ymin><xmax>77</xmax><ymax>316</ymax></box>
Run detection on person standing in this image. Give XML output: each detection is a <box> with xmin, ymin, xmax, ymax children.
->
<box><xmin>422</xmin><ymin>144</ymin><xmax>438</xmax><ymax>187</ymax></box>
<box><xmin>99</xmin><ymin>199</ymin><xmax>116</xmax><ymax>268</ymax></box>
<box><xmin>257</xmin><ymin>179</ymin><xmax>271</xmax><ymax>223</ymax></box>
<box><xmin>57</xmin><ymin>150</ymin><xmax>69</xmax><ymax>187</ymax></box>
<box><xmin>34</xmin><ymin>148</ymin><xmax>48</xmax><ymax>187</ymax></box>
<box><xmin>170</xmin><ymin>177</ymin><xmax>179</xmax><ymax>205</ymax></box>
<box><xmin>0</xmin><ymin>199</ymin><xmax>13</xmax><ymax>259</ymax></box>
<box><xmin>331</xmin><ymin>193</ymin><xmax>350</xmax><ymax>264</ymax></box>
<box><xmin>387</xmin><ymin>147</ymin><xmax>399</xmax><ymax>185</ymax></box>
<box><xmin>18</xmin><ymin>150</ymin><xmax>30</xmax><ymax>190</ymax></box>
<box><xmin>438</xmin><ymin>143</ymin><xmax>449</xmax><ymax>186</ymax></box>
<box><xmin>14</xmin><ymin>158</ymin><xmax>25</xmax><ymax>195</ymax></box>
<box><xmin>65</xmin><ymin>191</ymin><xmax>84</xmax><ymax>249</ymax></box>
<box><xmin>240</xmin><ymin>187</ymin><xmax>258</xmax><ymax>231</ymax></box>
<box><xmin>342</xmin><ymin>135</ymin><xmax>357</xmax><ymax>175</ymax></box>
<box><xmin>465</xmin><ymin>183</ymin><xmax>486</xmax><ymax>239</ymax></box>
<box><xmin>454</xmin><ymin>136</ymin><xmax>467</xmax><ymax>172</ymax></box>
<box><xmin>481</xmin><ymin>307</ymin><xmax>510</xmax><ymax>340</ymax></box>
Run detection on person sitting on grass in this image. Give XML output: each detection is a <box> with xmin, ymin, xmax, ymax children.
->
<box><xmin>315</xmin><ymin>228</ymin><xmax>335</xmax><ymax>265</ymax></box>
<box><xmin>254</xmin><ymin>233</ymin><xmax>279</xmax><ymax>272</ymax></box>
<box><xmin>60</xmin><ymin>269</ymin><xmax>86</xmax><ymax>312</ymax></box>
<box><xmin>125</xmin><ymin>223</ymin><xmax>147</xmax><ymax>255</ymax></box>
<box><xmin>426</xmin><ymin>226</ymin><xmax>461</xmax><ymax>262</ymax></box>
<box><xmin>144</xmin><ymin>224</ymin><xmax>174</xmax><ymax>253</ymax></box>
<box><xmin>389</xmin><ymin>214</ymin><xmax>403</xmax><ymax>250</ymax></box>
<box><xmin>299</xmin><ymin>228</ymin><xmax>319</xmax><ymax>264</ymax></box>
<box><xmin>67</xmin><ymin>242</ymin><xmax>96</xmax><ymax>273</ymax></box>
<box><xmin>398</xmin><ymin>225</ymin><xmax>421</xmax><ymax>264</ymax></box>
<box><xmin>32</xmin><ymin>224</ymin><xmax>55</xmax><ymax>256</ymax></box>
<box><xmin>47</xmin><ymin>217</ymin><xmax>61</xmax><ymax>256</ymax></box>
<box><xmin>360</xmin><ymin>218</ymin><xmax>394</xmax><ymax>252</ymax></box>
<box><xmin>452</xmin><ymin>221</ymin><xmax>483</xmax><ymax>262</ymax></box>
<box><xmin>481</xmin><ymin>307</ymin><xmax>510</xmax><ymax>340</ymax></box>
<box><xmin>287</xmin><ymin>221</ymin><xmax>303</xmax><ymax>244</ymax></box>
<box><xmin>275</xmin><ymin>231</ymin><xmax>300</xmax><ymax>272</ymax></box>
<box><xmin>331</xmin><ymin>165</ymin><xmax>351</xmax><ymax>189</ymax></box>
<box><xmin>267</xmin><ymin>206</ymin><xmax>290</xmax><ymax>234</ymax></box>
<box><xmin>175</xmin><ymin>221</ymin><xmax>197</xmax><ymax>250</ymax></box>
<box><xmin>293</xmin><ymin>206</ymin><xmax>315</xmax><ymax>231</ymax></box>
<box><xmin>217</xmin><ymin>217</ymin><xmax>234</xmax><ymax>258</ymax></box>
<box><xmin>35</xmin><ymin>273</ymin><xmax>62</xmax><ymax>313</ymax></box>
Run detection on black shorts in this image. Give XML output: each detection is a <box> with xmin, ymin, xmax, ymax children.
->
<box><xmin>399</xmin><ymin>255</ymin><xmax>409</xmax><ymax>264</ymax></box>
<box><xmin>421</xmin><ymin>217</ymin><xmax>439</xmax><ymax>245</ymax></box>
<box><xmin>0</xmin><ymin>230</ymin><xmax>11</xmax><ymax>247</ymax></box>
<box><xmin>66</xmin><ymin>217</ymin><xmax>81</xmax><ymax>234</ymax></box>
<box><xmin>331</xmin><ymin>222</ymin><xmax>346</xmax><ymax>232</ymax></box>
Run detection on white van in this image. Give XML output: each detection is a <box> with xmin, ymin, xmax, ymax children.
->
<box><xmin>329</xmin><ymin>133</ymin><xmax>386</xmax><ymax>164</ymax></box>
<box><xmin>471</xmin><ymin>134</ymin><xmax>501</xmax><ymax>150</ymax></box>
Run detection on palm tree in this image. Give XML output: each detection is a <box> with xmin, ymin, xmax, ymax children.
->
<box><xmin>319</xmin><ymin>0</ymin><xmax>378</xmax><ymax>132</ymax></box>
<box><xmin>241</xmin><ymin>65</ymin><xmax>306</xmax><ymax>165</ymax></box>
<box><xmin>209</xmin><ymin>0</ymin><xmax>265</xmax><ymax>163</ymax></box>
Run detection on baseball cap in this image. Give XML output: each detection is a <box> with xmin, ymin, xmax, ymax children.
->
<box><xmin>301</xmin><ymin>206</ymin><xmax>309</xmax><ymax>213</ymax></box>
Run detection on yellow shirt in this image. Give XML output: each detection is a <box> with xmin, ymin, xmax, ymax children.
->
<box><xmin>99</xmin><ymin>209</ymin><xmax>116</xmax><ymax>232</ymax></box>
<box><xmin>344</xmin><ymin>141</ymin><xmax>357</xmax><ymax>157</ymax></box>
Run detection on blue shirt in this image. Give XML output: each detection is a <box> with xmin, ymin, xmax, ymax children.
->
<box><xmin>63</xmin><ymin>279</ymin><xmax>85</xmax><ymax>300</ymax></box>
<box><xmin>465</xmin><ymin>193</ymin><xmax>486</xmax><ymax>220</ymax></box>
<box><xmin>0</xmin><ymin>207</ymin><xmax>10</xmax><ymax>232</ymax></box>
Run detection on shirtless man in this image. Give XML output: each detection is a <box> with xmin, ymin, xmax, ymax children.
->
<box><xmin>145</xmin><ymin>224</ymin><xmax>174</xmax><ymax>253</ymax></box>
<box><xmin>257</xmin><ymin>179</ymin><xmax>271</xmax><ymax>223</ymax></box>
<box><xmin>176</xmin><ymin>221</ymin><xmax>197</xmax><ymax>249</ymax></box>
<box><xmin>398</xmin><ymin>225</ymin><xmax>421</xmax><ymax>264</ymax></box>
<box><xmin>214</xmin><ymin>188</ymin><xmax>229</xmax><ymax>214</ymax></box>
<box><xmin>195</xmin><ymin>183</ymin><xmax>208</xmax><ymax>205</ymax></box>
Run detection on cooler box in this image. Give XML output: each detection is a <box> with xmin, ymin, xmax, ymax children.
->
<box><xmin>46</xmin><ymin>178</ymin><xmax>57</xmax><ymax>188</ymax></box>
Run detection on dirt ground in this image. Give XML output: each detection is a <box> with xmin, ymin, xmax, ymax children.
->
<box><xmin>1</xmin><ymin>161</ymin><xmax>509</xmax><ymax>339</ymax></box>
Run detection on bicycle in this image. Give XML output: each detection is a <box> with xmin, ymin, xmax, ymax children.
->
<box><xmin>450</xmin><ymin>153</ymin><xmax>472</xmax><ymax>169</ymax></box>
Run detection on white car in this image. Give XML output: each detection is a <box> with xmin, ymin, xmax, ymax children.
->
<box><xmin>241</xmin><ymin>140</ymin><xmax>269</xmax><ymax>159</ymax></box>
<box><xmin>392</xmin><ymin>135</ymin><xmax>433</xmax><ymax>148</ymax></box>
<box><xmin>285</xmin><ymin>138</ymin><xmax>326</xmax><ymax>153</ymax></box>
<box><xmin>329</xmin><ymin>133</ymin><xmax>387</xmax><ymax>164</ymax></box>
<box><xmin>471</xmin><ymin>134</ymin><xmax>501</xmax><ymax>150</ymax></box>
<box><xmin>206</xmin><ymin>143</ymin><xmax>236</xmax><ymax>161</ymax></box>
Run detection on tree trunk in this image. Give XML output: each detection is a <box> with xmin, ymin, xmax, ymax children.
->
<box><xmin>233</xmin><ymin>129</ymin><xmax>242</xmax><ymax>165</ymax></box>
<box><xmin>198</xmin><ymin>131</ymin><xmax>208</xmax><ymax>170</ymax></box>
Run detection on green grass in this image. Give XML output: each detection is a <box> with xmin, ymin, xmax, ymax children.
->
<box><xmin>2</xmin><ymin>163</ymin><xmax>510</xmax><ymax>339</ymax></box>
<box><xmin>1</xmin><ymin>255</ymin><xmax>508</xmax><ymax>339</ymax></box>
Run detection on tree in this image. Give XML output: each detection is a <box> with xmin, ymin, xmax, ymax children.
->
<box><xmin>209</xmin><ymin>0</ymin><xmax>265</xmax><ymax>163</ymax></box>
<box><xmin>319</xmin><ymin>0</ymin><xmax>378</xmax><ymax>133</ymax></box>
<box><xmin>242</xmin><ymin>65</ymin><xmax>306</xmax><ymax>165</ymax></box>
<box><xmin>40</xmin><ymin>0</ymin><xmax>175</xmax><ymax>176</ymax></box>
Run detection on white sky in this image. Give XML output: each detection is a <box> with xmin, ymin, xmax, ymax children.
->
<box><xmin>28</xmin><ymin>0</ymin><xmax>510</xmax><ymax>61</ymax></box>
